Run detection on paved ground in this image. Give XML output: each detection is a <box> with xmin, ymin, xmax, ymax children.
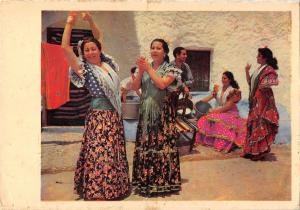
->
<box><xmin>41</xmin><ymin>128</ymin><xmax>291</xmax><ymax>201</ymax></box>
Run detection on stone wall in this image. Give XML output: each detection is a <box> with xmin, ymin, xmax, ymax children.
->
<box><xmin>42</xmin><ymin>11</ymin><xmax>291</xmax><ymax>114</ymax></box>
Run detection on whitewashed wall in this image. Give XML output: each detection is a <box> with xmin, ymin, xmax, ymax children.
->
<box><xmin>42</xmin><ymin>11</ymin><xmax>291</xmax><ymax>114</ymax></box>
<box><xmin>42</xmin><ymin>11</ymin><xmax>141</xmax><ymax>79</ymax></box>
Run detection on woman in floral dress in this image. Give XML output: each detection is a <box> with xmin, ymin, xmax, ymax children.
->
<box><xmin>131</xmin><ymin>38</ymin><xmax>182</xmax><ymax>197</ymax></box>
<box><xmin>61</xmin><ymin>12</ymin><xmax>130</xmax><ymax>200</ymax></box>
<box><xmin>241</xmin><ymin>47</ymin><xmax>279</xmax><ymax>161</ymax></box>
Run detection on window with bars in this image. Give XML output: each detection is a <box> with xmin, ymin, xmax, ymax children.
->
<box><xmin>185</xmin><ymin>50</ymin><xmax>211</xmax><ymax>91</ymax></box>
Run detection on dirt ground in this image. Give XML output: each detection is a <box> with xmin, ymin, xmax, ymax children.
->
<box><xmin>41</xmin><ymin>129</ymin><xmax>291</xmax><ymax>201</ymax></box>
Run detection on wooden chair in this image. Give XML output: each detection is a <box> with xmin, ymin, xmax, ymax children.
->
<box><xmin>174</xmin><ymin>92</ymin><xmax>198</xmax><ymax>152</ymax></box>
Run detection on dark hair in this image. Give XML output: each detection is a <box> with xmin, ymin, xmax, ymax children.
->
<box><xmin>173</xmin><ymin>47</ymin><xmax>185</xmax><ymax>58</ymax></box>
<box><xmin>258</xmin><ymin>47</ymin><xmax>278</xmax><ymax>70</ymax></box>
<box><xmin>223</xmin><ymin>71</ymin><xmax>239</xmax><ymax>89</ymax></box>
<box><xmin>80</xmin><ymin>37</ymin><xmax>102</xmax><ymax>57</ymax></box>
<box><xmin>150</xmin><ymin>38</ymin><xmax>170</xmax><ymax>63</ymax></box>
<box><xmin>130</xmin><ymin>66</ymin><xmax>137</xmax><ymax>74</ymax></box>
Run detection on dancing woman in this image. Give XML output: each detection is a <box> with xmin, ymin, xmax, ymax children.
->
<box><xmin>61</xmin><ymin>12</ymin><xmax>130</xmax><ymax>200</ymax></box>
<box><xmin>241</xmin><ymin>47</ymin><xmax>279</xmax><ymax>161</ymax></box>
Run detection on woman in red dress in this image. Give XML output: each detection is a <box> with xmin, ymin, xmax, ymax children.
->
<box><xmin>241</xmin><ymin>47</ymin><xmax>279</xmax><ymax>161</ymax></box>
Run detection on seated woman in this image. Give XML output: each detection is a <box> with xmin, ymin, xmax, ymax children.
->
<box><xmin>195</xmin><ymin>71</ymin><xmax>246</xmax><ymax>153</ymax></box>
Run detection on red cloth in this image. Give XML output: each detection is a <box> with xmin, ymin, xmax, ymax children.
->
<box><xmin>41</xmin><ymin>42</ymin><xmax>70</xmax><ymax>109</ymax></box>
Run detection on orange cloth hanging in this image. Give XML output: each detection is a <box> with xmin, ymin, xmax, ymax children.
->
<box><xmin>41</xmin><ymin>42</ymin><xmax>70</xmax><ymax>109</ymax></box>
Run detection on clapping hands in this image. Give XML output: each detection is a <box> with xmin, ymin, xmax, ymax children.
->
<box><xmin>136</xmin><ymin>57</ymin><xmax>150</xmax><ymax>74</ymax></box>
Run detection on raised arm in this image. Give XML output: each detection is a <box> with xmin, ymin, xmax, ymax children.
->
<box><xmin>147</xmin><ymin>68</ymin><xmax>175</xmax><ymax>90</ymax></box>
<box><xmin>136</xmin><ymin>57</ymin><xmax>175</xmax><ymax>90</ymax></box>
<box><xmin>82</xmin><ymin>12</ymin><xmax>102</xmax><ymax>41</ymax></box>
<box><xmin>245</xmin><ymin>63</ymin><xmax>251</xmax><ymax>85</ymax></box>
<box><xmin>201</xmin><ymin>85</ymin><xmax>217</xmax><ymax>102</ymax></box>
<box><xmin>200</xmin><ymin>93</ymin><xmax>215</xmax><ymax>103</ymax></box>
<box><xmin>61</xmin><ymin>12</ymin><xmax>83</xmax><ymax>78</ymax></box>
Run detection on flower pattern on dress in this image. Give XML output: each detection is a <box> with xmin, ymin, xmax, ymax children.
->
<box><xmin>243</xmin><ymin>65</ymin><xmax>279</xmax><ymax>156</ymax></box>
<box><xmin>132</xmin><ymin>92</ymin><xmax>181</xmax><ymax>196</ymax></box>
<box><xmin>74</xmin><ymin>109</ymin><xmax>130</xmax><ymax>200</ymax></box>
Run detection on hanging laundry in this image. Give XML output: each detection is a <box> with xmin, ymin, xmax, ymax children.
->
<box><xmin>41</xmin><ymin>42</ymin><xmax>70</xmax><ymax>109</ymax></box>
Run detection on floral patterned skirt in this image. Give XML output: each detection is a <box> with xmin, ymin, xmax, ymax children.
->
<box><xmin>243</xmin><ymin>91</ymin><xmax>279</xmax><ymax>157</ymax></box>
<box><xmin>243</xmin><ymin>113</ymin><xmax>279</xmax><ymax>156</ymax></box>
<box><xmin>132</xmin><ymin>99</ymin><xmax>181</xmax><ymax>197</ymax></box>
<box><xmin>74</xmin><ymin>109</ymin><xmax>130</xmax><ymax>200</ymax></box>
<box><xmin>196</xmin><ymin>108</ymin><xmax>247</xmax><ymax>153</ymax></box>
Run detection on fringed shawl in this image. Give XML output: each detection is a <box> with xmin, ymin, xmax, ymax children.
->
<box><xmin>140</xmin><ymin>61</ymin><xmax>182</xmax><ymax>135</ymax></box>
<box><xmin>70</xmin><ymin>53</ymin><xmax>122</xmax><ymax>115</ymax></box>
